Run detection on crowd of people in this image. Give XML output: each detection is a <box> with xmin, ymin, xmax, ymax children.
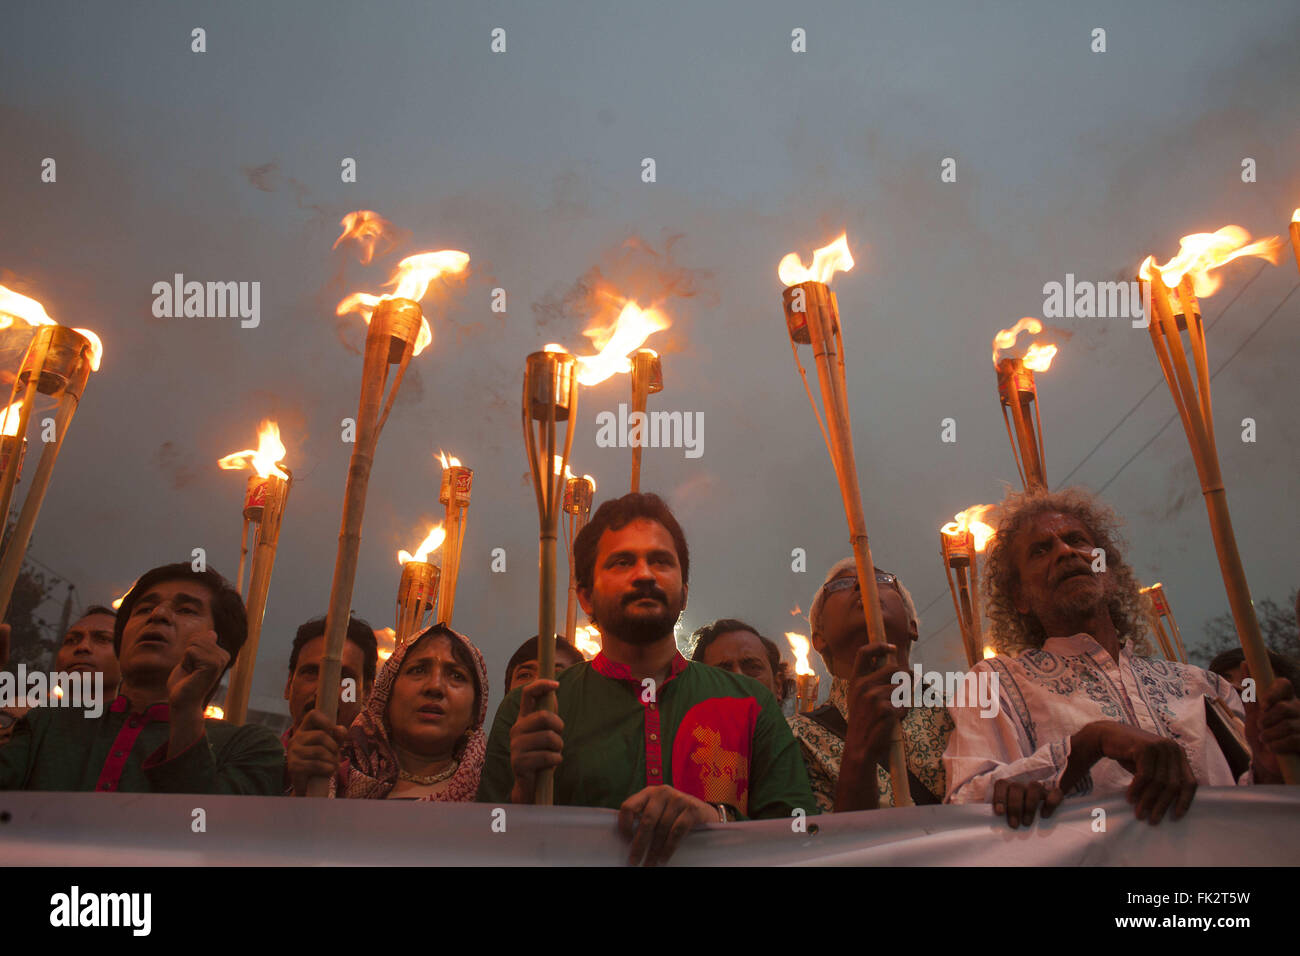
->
<box><xmin>1</xmin><ymin>487</ymin><xmax>1297</xmax><ymax>865</ymax></box>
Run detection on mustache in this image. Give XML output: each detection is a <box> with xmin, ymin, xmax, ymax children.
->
<box><xmin>623</xmin><ymin>585</ymin><xmax>668</xmax><ymax>606</ymax></box>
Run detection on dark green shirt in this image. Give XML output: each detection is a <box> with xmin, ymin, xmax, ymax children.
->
<box><xmin>0</xmin><ymin>695</ymin><xmax>285</xmax><ymax>795</ymax></box>
<box><xmin>477</xmin><ymin>652</ymin><xmax>817</xmax><ymax>819</ymax></box>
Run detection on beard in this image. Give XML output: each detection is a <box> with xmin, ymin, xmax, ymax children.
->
<box><xmin>589</xmin><ymin>583</ymin><xmax>684</xmax><ymax>646</ymax></box>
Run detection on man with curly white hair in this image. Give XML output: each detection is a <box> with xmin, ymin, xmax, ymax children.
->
<box><xmin>944</xmin><ymin>487</ymin><xmax>1300</xmax><ymax>829</ymax></box>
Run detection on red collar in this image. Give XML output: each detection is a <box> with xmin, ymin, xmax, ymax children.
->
<box><xmin>591</xmin><ymin>649</ymin><xmax>689</xmax><ymax>686</ymax></box>
<box><xmin>109</xmin><ymin>693</ymin><xmax>171</xmax><ymax>721</ymax></box>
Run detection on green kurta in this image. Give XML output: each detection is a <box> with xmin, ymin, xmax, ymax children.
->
<box><xmin>477</xmin><ymin>653</ymin><xmax>817</xmax><ymax>819</ymax></box>
<box><xmin>0</xmin><ymin>696</ymin><xmax>286</xmax><ymax>795</ymax></box>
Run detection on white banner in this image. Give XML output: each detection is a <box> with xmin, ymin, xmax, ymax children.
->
<box><xmin>1</xmin><ymin>787</ymin><xmax>1295</xmax><ymax>866</ymax></box>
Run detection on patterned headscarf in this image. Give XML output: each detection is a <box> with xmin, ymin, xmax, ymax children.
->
<box><xmin>335</xmin><ymin>623</ymin><xmax>489</xmax><ymax>801</ymax></box>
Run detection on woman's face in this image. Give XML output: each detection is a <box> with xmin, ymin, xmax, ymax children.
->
<box><xmin>387</xmin><ymin>634</ymin><xmax>476</xmax><ymax>758</ymax></box>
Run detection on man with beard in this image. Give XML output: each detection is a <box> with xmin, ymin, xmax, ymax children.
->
<box><xmin>945</xmin><ymin>489</ymin><xmax>1300</xmax><ymax>828</ymax></box>
<box><xmin>477</xmin><ymin>492</ymin><xmax>815</xmax><ymax>865</ymax></box>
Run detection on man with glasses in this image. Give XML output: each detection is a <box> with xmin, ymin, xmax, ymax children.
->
<box><xmin>789</xmin><ymin>558</ymin><xmax>952</xmax><ymax>811</ymax></box>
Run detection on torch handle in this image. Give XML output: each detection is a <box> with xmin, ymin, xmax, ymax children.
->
<box><xmin>438</xmin><ymin>504</ymin><xmax>466</xmax><ymax>626</ymax></box>
<box><xmin>805</xmin><ymin>297</ymin><xmax>913</xmax><ymax>806</ymax></box>
<box><xmin>225</xmin><ymin>477</ymin><xmax>290</xmax><ymax>725</ymax></box>
<box><xmin>1202</xmin><ymin>487</ymin><xmax>1298</xmax><ymax>783</ymax></box>
<box><xmin>630</xmin><ymin>375</ymin><xmax>649</xmax><ymax>494</ymax></box>
<box><xmin>308</xmin><ymin>322</ymin><xmax>398</xmax><ymax>798</ymax></box>
<box><xmin>0</xmin><ymin>381</ymin><xmax>82</xmax><ymax>624</ymax></box>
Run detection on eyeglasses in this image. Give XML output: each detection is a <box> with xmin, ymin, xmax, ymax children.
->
<box><xmin>823</xmin><ymin>571</ymin><xmax>897</xmax><ymax>596</ymax></box>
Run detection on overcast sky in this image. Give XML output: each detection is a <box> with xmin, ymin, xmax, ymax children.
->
<box><xmin>3</xmin><ymin>0</ymin><xmax>1298</xmax><ymax>717</ymax></box>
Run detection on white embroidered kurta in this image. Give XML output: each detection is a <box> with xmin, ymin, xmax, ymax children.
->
<box><xmin>944</xmin><ymin>634</ymin><xmax>1247</xmax><ymax>803</ymax></box>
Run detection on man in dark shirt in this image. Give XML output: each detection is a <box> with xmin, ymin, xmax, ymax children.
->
<box><xmin>0</xmin><ymin>562</ymin><xmax>284</xmax><ymax>794</ymax></box>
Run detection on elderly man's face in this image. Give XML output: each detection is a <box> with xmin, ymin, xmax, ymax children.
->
<box><xmin>815</xmin><ymin>571</ymin><xmax>915</xmax><ymax>675</ymax></box>
<box><xmin>1011</xmin><ymin>512</ymin><xmax>1107</xmax><ymax>628</ymax></box>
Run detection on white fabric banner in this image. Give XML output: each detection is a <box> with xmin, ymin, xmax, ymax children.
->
<box><xmin>1</xmin><ymin>787</ymin><xmax>1295</xmax><ymax>866</ymax></box>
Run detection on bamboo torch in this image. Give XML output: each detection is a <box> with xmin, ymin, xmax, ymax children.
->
<box><xmin>939</xmin><ymin>505</ymin><xmax>995</xmax><ymax>668</ymax></box>
<box><xmin>436</xmin><ymin>451</ymin><xmax>472</xmax><ymax>626</ymax></box>
<box><xmin>522</xmin><ymin>348</ymin><xmax>580</xmax><ymax>805</ymax></box>
<box><xmin>785</xmin><ymin>632</ymin><xmax>819</xmax><ymax>713</ymax></box>
<box><xmin>778</xmin><ymin>233</ymin><xmax>910</xmax><ymax>805</ymax></box>
<box><xmin>218</xmin><ymin>421</ymin><xmax>293</xmax><ymax>725</ymax></box>
<box><xmin>562</xmin><ymin>471</ymin><xmax>595</xmax><ymax>646</ymax></box>
<box><xmin>396</xmin><ymin>525</ymin><xmax>444</xmax><ymax>646</ymax></box>
<box><xmin>0</xmin><ymin>290</ymin><xmax>102</xmax><ymax>622</ymax></box>
<box><xmin>308</xmin><ymin>249</ymin><xmax>469</xmax><ymax>797</ymax></box>
<box><xmin>1138</xmin><ymin>224</ymin><xmax>1296</xmax><ymax>783</ymax></box>
<box><xmin>1139</xmin><ymin>582</ymin><xmax>1186</xmax><ymax>663</ymax></box>
<box><xmin>629</xmin><ymin>349</ymin><xmax>662</xmax><ymax>492</ymax></box>
<box><xmin>992</xmin><ymin>319</ymin><xmax>1057</xmax><ymax>493</ymax></box>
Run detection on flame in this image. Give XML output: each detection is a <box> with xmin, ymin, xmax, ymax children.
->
<box><xmin>438</xmin><ymin>449</ymin><xmax>462</xmax><ymax>469</ymax></box>
<box><xmin>374</xmin><ymin>627</ymin><xmax>396</xmax><ymax>663</ymax></box>
<box><xmin>110</xmin><ymin>580</ymin><xmax>138</xmax><ymax>611</ymax></box>
<box><xmin>786</xmin><ymin>632</ymin><xmax>815</xmax><ymax>676</ymax></box>
<box><xmin>573</xmin><ymin>624</ymin><xmax>602</xmax><ymax>660</ymax></box>
<box><xmin>572</xmin><ymin>300</ymin><xmax>670</xmax><ymax>387</ymax></box>
<box><xmin>336</xmin><ymin>250</ymin><xmax>469</xmax><ymax>357</ymax></box>
<box><xmin>941</xmin><ymin>504</ymin><xmax>997</xmax><ymax>552</ymax></box>
<box><xmin>0</xmin><ymin>402</ymin><xmax>22</xmax><ymax>438</ymax></box>
<box><xmin>778</xmin><ymin>233</ymin><xmax>854</xmax><ymax>286</ymax></box>
<box><xmin>333</xmin><ymin>210</ymin><xmax>396</xmax><ymax>265</ymax></box>
<box><xmin>0</xmin><ymin>284</ymin><xmax>104</xmax><ymax>371</ymax></box>
<box><xmin>53</xmin><ymin>684</ymin><xmax>64</xmax><ymax>699</ymax></box>
<box><xmin>398</xmin><ymin>524</ymin><xmax>446</xmax><ymax>565</ymax></box>
<box><xmin>982</xmin><ymin>646</ymin><xmax>996</xmax><ymax>660</ymax></box>
<box><xmin>1293</xmin><ymin>209</ymin><xmax>1299</xmax><ymax>224</ymax></box>
<box><xmin>203</xmin><ymin>705</ymin><xmax>225</xmax><ymax>720</ymax></box>
<box><xmin>991</xmin><ymin>317</ymin><xmax>1060</xmax><ymax>370</ymax></box>
<box><xmin>543</xmin><ymin>343</ymin><xmax>568</xmax><ymax>353</ymax></box>
<box><xmin>1140</xmin><ymin>225</ymin><xmax>1282</xmax><ymax>297</ymax></box>
<box><xmin>1022</xmin><ymin>342</ymin><xmax>1058</xmax><ymax>372</ymax></box>
<box><xmin>217</xmin><ymin>420</ymin><xmax>289</xmax><ymax>479</ymax></box>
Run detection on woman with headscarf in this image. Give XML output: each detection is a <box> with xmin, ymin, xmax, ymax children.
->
<box><xmin>287</xmin><ymin>623</ymin><xmax>488</xmax><ymax>801</ymax></box>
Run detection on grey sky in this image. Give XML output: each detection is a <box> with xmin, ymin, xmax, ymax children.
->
<box><xmin>3</xmin><ymin>1</ymin><xmax>1298</xmax><ymax>718</ymax></box>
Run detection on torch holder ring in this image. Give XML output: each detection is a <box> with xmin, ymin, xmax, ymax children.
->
<box><xmin>19</xmin><ymin>326</ymin><xmax>94</xmax><ymax>398</ymax></box>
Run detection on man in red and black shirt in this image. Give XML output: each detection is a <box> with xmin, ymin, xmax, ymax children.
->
<box><xmin>0</xmin><ymin>562</ymin><xmax>283</xmax><ymax>794</ymax></box>
<box><xmin>478</xmin><ymin>493</ymin><xmax>815</xmax><ymax>865</ymax></box>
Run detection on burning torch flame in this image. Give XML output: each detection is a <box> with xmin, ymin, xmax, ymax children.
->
<box><xmin>374</xmin><ymin>627</ymin><xmax>396</xmax><ymax>663</ymax></box>
<box><xmin>0</xmin><ymin>284</ymin><xmax>104</xmax><ymax>371</ymax></box>
<box><xmin>438</xmin><ymin>449</ymin><xmax>462</xmax><ymax>469</ymax></box>
<box><xmin>941</xmin><ymin>504</ymin><xmax>997</xmax><ymax>552</ymax></box>
<box><xmin>552</xmin><ymin>455</ymin><xmax>596</xmax><ymax>489</ymax></box>
<box><xmin>982</xmin><ymin>646</ymin><xmax>996</xmax><ymax>660</ymax></box>
<box><xmin>204</xmin><ymin>705</ymin><xmax>225</xmax><ymax>720</ymax></box>
<box><xmin>0</xmin><ymin>402</ymin><xmax>22</xmax><ymax>438</ymax></box>
<box><xmin>1138</xmin><ymin>225</ymin><xmax>1282</xmax><ymax>298</ymax></box>
<box><xmin>786</xmin><ymin>632</ymin><xmax>815</xmax><ymax>677</ymax></box>
<box><xmin>217</xmin><ymin>420</ymin><xmax>290</xmax><ymax>480</ymax></box>
<box><xmin>333</xmin><ymin>210</ymin><xmax>397</xmax><ymax>265</ymax></box>
<box><xmin>398</xmin><ymin>524</ymin><xmax>446</xmax><ymax>566</ymax></box>
<box><xmin>572</xmin><ymin>300</ymin><xmax>670</xmax><ymax>387</ymax></box>
<box><xmin>336</xmin><ymin>250</ymin><xmax>470</xmax><ymax>357</ymax></box>
<box><xmin>778</xmin><ymin>233</ymin><xmax>854</xmax><ymax>286</ymax></box>
<box><xmin>110</xmin><ymin>579</ymin><xmax>138</xmax><ymax>611</ymax></box>
<box><xmin>574</xmin><ymin>624</ymin><xmax>602</xmax><ymax>659</ymax></box>
<box><xmin>992</xmin><ymin>317</ymin><xmax>1056</xmax><ymax>371</ymax></box>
